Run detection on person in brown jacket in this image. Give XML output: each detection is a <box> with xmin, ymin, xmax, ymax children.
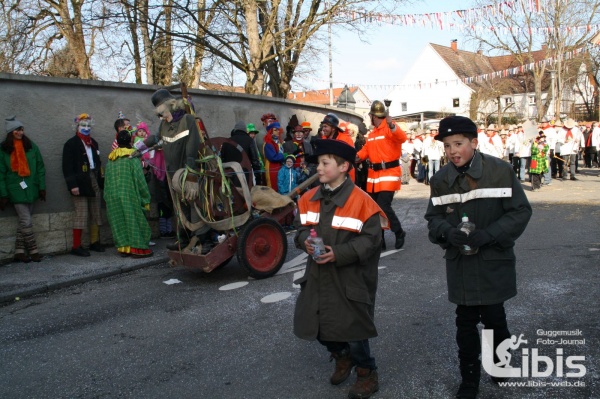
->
<box><xmin>293</xmin><ymin>139</ymin><xmax>388</xmax><ymax>399</ymax></box>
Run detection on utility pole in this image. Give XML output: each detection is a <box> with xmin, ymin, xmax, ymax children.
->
<box><xmin>328</xmin><ymin>14</ymin><xmax>333</xmax><ymax>107</ymax></box>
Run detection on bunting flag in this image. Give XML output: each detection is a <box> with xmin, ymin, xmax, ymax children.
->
<box><xmin>297</xmin><ymin>46</ymin><xmax>589</xmax><ymax>91</ymax></box>
<box><xmin>334</xmin><ymin>0</ymin><xmax>541</xmax><ymax>30</ymax></box>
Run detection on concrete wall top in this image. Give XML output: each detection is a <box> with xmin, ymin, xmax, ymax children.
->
<box><xmin>0</xmin><ymin>73</ymin><xmax>363</xmax><ymax>216</ymax></box>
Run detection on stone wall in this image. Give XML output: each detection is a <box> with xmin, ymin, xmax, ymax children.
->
<box><xmin>0</xmin><ymin>73</ymin><xmax>363</xmax><ymax>261</ymax></box>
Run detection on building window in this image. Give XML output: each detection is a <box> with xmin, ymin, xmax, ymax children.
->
<box><xmin>505</xmin><ymin>97</ymin><xmax>513</xmax><ymax>106</ymax></box>
<box><xmin>453</xmin><ymin>98</ymin><xmax>460</xmax><ymax>108</ymax></box>
<box><xmin>401</xmin><ymin>102</ymin><xmax>407</xmax><ymax>112</ymax></box>
<box><xmin>529</xmin><ymin>96</ymin><xmax>536</xmax><ymax>104</ymax></box>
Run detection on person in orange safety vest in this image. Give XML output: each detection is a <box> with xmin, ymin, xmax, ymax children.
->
<box><xmin>356</xmin><ymin>100</ymin><xmax>407</xmax><ymax>249</ymax></box>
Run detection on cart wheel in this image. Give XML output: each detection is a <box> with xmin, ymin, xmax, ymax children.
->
<box><xmin>237</xmin><ymin>217</ymin><xmax>287</xmax><ymax>279</ymax></box>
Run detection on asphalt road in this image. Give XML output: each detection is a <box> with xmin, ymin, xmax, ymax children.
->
<box><xmin>0</xmin><ymin>175</ymin><xmax>599</xmax><ymax>399</ymax></box>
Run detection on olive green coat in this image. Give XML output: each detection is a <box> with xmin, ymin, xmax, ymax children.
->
<box><xmin>425</xmin><ymin>151</ymin><xmax>532</xmax><ymax>306</ymax></box>
<box><xmin>293</xmin><ymin>178</ymin><xmax>383</xmax><ymax>342</ymax></box>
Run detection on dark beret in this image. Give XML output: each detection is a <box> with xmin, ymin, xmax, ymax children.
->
<box><xmin>436</xmin><ymin>116</ymin><xmax>478</xmax><ymax>141</ymax></box>
<box><xmin>308</xmin><ymin>139</ymin><xmax>356</xmax><ymax>164</ymax></box>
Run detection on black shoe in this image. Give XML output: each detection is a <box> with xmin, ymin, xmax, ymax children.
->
<box><xmin>89</xmin><ymin>241</ymin><xmax>105</xmax><ymax>252</ymax></box>
<box><xmin>394</xmin><ymin>230</ymin><xmax>406</xmax><ymax>249</ymax></box>
<box><xmin>71</xmin><ymin>246</ymin><xmax>90</xmax><ymax>257</ymax></box>
<box><xmin>166</xmin><ymin>241</ymin><xmax>189</xmax><ymax>250</ymax></box>
<box><xmin>570</xmin><ymin>176</ymin><xmax>578</xmax><ymax>181</ymax></box>
<box><xmin>455</xmin><ymin>381</ymin><xmax>479</xmax><ymax>398</ymax></box>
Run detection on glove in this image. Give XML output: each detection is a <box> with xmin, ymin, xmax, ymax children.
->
<box><xmin>445</xmin><ymin>228</ymin><xmax>469</xmax><ymax>247</ymax></box>
<box><xmin>468</xmin><ymin>230</ymin><xmax>493</xmax><ymax>248</ymax></box>
<box><xmin>183</xmin><ymin>180</ymin><xmax>199</xmax><ymax>201</ymax></box>
<box><xmin>0</xmin><ymin>197</ymin><xmax>8</xmax><ymax>211</ymax></box>
<box><xmin>39</xmin><ymin>190</ymin><xmax>46</xmax><ymax>201</ymax></box>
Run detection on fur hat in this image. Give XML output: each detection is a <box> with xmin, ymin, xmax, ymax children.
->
<box><xmin>436</xmin><ymin>116</ymin><xmax>478</xmax><ymax>141</ymax></box>
<box><xmin>5</xmin><ymin>115</ymin><xmax>24</xmax><ymax>134</ymax></box>
<box><xmin>151</xmin><ymin>89</ymin><xmax>176</xmax><ymax>107</ymax></box>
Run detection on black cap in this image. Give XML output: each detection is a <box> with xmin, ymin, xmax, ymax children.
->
<box><xmin>321</xmin><ymin>113</ymin><xmax>342</xmax><ymax>130</ymax></box>
<box><xmin>151</xmin><ymin>89</ymin><xmax>176</xmax><ymax>107</ymax></box>
<box><xmin>307</xmin><ymin>139</ymin><xmax>356</xmax><ymax>164</ymax></box>
<box><xmin>436</xmin><ymin>116</ymin><xmax>478</xmax><ymax>141</ymax></box>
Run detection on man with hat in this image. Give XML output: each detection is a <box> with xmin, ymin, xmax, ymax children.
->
<box><xmin>479</xmin><ymin>124</ymin><xmax>503</xmax><ymax>158</ymax></box>
<box><xmin>294</xmin><ymin>138</ymin><xmax>388</xmax><ymax>399</ymax></box>
<box><xmin>320</xmin><ymin>113</ymin><xmax>354</xmax><ymax>146</ymax></box>
<box><xmin>356</xmin><ymin>100</ymin><xmax>408</xmax><ymax>249</ymax></box>
<box><xmin>425</xmin><ymin>115</ymin><xmax>532</xmax><ymax>399</ymax></box>
<box><xmin>247</xmin><ymin>123</ymin><xmax>265</xmax><ymax>184</ymax></box>
<box><xmin>422</xmin><ymin>124</ymin><xmax>444</xmax><ymax>183</ymax></box>
<box><xmin>557</xmin><ymin>118</ymin><xmax>584</xmax><ymax>180</ymax></box>
<box><xmin>257</xmin><ymin>113</ymin><xmax>278</xmax><ymax>159</ymax></box>
<box><xmin>300</xmin><ymin>121</ymin><xmax>313</xmax><ymax>140</ymax></box>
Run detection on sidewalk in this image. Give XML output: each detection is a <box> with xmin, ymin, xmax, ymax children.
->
<box><xmin>0</xmin><ymin>239</ymin><xmax>169</xmax><ymax>304</ymax></box>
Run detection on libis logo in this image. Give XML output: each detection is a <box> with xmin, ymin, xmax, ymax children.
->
<box><xmin>481</xmin><ymin>329</ymin><xmax>586</xmax><ymax>378</ymax></box>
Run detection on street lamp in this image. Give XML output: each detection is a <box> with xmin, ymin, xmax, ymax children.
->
<box><xmin>384</xmin><ymin>99</ymin><xmax>392</xmax><ymax>107</ymax></box>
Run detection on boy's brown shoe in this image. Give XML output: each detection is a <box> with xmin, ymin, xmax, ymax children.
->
<box><xmin>348</xmin><ymin>367</ymin><xmax>379</xmax><ymax>399</ymax></box>
<box><xmin>329</xmin><ymin>350</ymin><xmax>354</xmax><ymax>385</ymax></box>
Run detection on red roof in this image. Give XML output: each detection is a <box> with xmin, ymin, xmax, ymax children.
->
<box><xmin>287</xmin><ymin>87</ymin><xmax>360</xmax><ymax>104</ymax></box>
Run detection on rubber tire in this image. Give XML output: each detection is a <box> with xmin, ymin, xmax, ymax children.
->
<box><xmin>236</xmin><ymin>217</ymin><xmax>287</xmax><ymax>279</ymax></box>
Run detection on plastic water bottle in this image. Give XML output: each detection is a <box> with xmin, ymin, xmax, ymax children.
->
<box><xmin>308</xmin><ymin>228</ymin><xmax>326</xmax><ymax>260</ymax></box>
<box><xmin>457</xmin><ymin>213</ymin><xmax>478</xmax><ymax>255</ymax></box>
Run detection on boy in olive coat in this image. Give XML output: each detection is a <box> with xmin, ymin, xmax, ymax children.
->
<box><xmin>424</xmin><ymin>116</ymin><xmax>532</xmax><ymax>399</ymax></box>
<box><xmin>294</xmin><ymin>139</ymin><xmax>388</xmax><ymax>399</ymax></box>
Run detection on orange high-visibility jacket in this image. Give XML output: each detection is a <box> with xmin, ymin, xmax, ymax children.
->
<box><xmin>357</xmin><ymin>122</ymin><xmax>407</xmax><ymax>193</ymax></box>
<box><xmin>298</xmin><ymin>185</ymin><xmax>389</xmax><ymax>232</ymax></box>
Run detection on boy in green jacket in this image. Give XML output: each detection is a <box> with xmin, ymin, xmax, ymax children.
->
<box><xmin>424</xmin><ymin>116</ymin><xmax>532</xmax><ymax>399</ymax></box>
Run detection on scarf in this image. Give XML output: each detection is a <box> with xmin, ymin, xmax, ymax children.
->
<box><xmin>77</xmin><ymin>131</ymin><xmax>92</xmax><ymax>146</ymax></box>
<box><xmin>565</xmin><ymin>129</ymin><xmax>573</xmax><ymax>140</ymax></box>
<box><xmin>10</xmin><ymin>139</ymin><xmax>31</xmax><ymax>177</ymax></box>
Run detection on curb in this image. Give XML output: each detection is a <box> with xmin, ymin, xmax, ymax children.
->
<box><xmin>0</xmin><ymin>256</ymin><xmax>168</xmax><ymax>304</ymax></box>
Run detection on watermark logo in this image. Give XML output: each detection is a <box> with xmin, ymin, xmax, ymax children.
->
<box><xmin>481</xmin><ymin>329</ymin><xmax>586</xmax><ymax>379</ymax></box>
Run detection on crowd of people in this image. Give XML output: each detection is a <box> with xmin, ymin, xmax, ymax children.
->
<box><xmin>401</xmin><ymin>117</ymin><xmax>600</xmax><ymax>190</ymax></box>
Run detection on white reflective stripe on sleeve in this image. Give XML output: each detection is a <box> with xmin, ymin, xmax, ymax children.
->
<box><xmin>367</xmin><ymin>176</ymin><xmax>401</xmax><ymax>183</ymax></box>
<box><xmin>162</xmin><ymin>130</ymin><xmax>190</xmax><ymax>143</ymax></box>
<box><xmin>367</xmin><ymin>136</ymin><xmax>386</xmax><ymax>142</ymax></box>
<box><xmin>431</xmin><ymin>188</ymin><xmax>513</xmax><ymax>206</ymax></box>
<box><xmin>300</xmin><ymin>211</ymin><xmax>319</xmax><ymax>225</ymax></box>
<box><xmin>331</xmin><ymin>215</ymin><xmax>363</xmax><ymax>232</ymax></box>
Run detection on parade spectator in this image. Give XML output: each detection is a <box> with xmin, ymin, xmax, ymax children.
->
<box><xmin>544</xmin><ymin>119</ymin><xmax>562</xmax><ymax>179</ymax></box>
<box><xmin>225</xmin><ymin>121</ymin><xmax>262</xmax><ymax>187</ymax></box>
<box><xmin>300</xmin><ymin>121</ymin><xmax>312</xmax><ymax>140</ymax></box>
<box><xmin>356</xmin><ymin>100</ymin><xmax>407</xmax><ymax>249</ymax></box>
<box><xmin>557</xmin><ymin>118</ymin><xmax>584</xmax><ymax>181</ymax></box>
<box><xmin>246</xmin><ymin>123</ymin><xmax>265</xmax><ymax>185</ymax></box>
<box><xmin>422</xmin><ymin>125</ymin><xmax>444</xmax><ymax>181</ymax></box>
<box><xmin>514</xmin><ymin>126</ymin><xmax>532</xmax><ymax>183</ymax></box>
<box><xmin>353</xmin><ymin>127</ymin><xmax>368</xmax><ymax>192</ymax></box>
<box><xmin>111</xmin><ymin>115</ymin><xmax>133</xmax><ymax>151</ymax></box>
<box><xmin>258</xmin><ymin>113</ymin><xmax>277</xmax><ymax>159</ymax></box>
<box><xmin>263</xmin><ymin>121</ymin><xmax>285</xmax><ymax>192</ymax></box>
<box><xmin>320</xmin><ymin>113</ymin><xmax>354</xmax><ymax>146</ymax></box>
<box><xmin>583</xmin><ymin>121</ymin><xmax>599</xmax><ymax>168</ymax></box>
<box><xmin>0</xmin><ymin>116</ymin><xmax>46</xmax><ymax>262</ymax></box>
<box><xmin>425</xmin><ymin>115</ymin><xmax>532</xmax><ymax>399</ymax></box>
<box><xmin>104</xmin><ymin>130</ymin><xmax>152</xmax><ymax>258</ymax></box>
<box><xmin>277</xmin><ymin>154</ymin><xmax>300</xmax><ymax>196</ymax></box>
<box><xmin>479</xmin><ymin>124</ymin><xmax>503</xmax><ymax>158</ymax></box>
<box><xmin>530</xmin><ymin>133</ymin><xmax>549</xmax><ymax>191</ymax></box>
<box><xmin>411</xmin><ymin>130</ymin><xmax>423</xmax><ymax>178</ymax></box>
<box><xmin>293</xmin><ymin>139</ymin><xmax>388</xmax><ymax>399</ymax></box>
<box><xmin>400</xmin><ymin>133</ymin><xmax>413</xmax><ymax>185</ymax></box>
<box><xmin>62</xmin><ymin>113</ymin><xmax>105</xmax><ymax>257</ymax></box>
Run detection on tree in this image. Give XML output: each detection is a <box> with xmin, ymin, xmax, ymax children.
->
<box><xmin>467</xmin><ymin>0</ymin><xmax>600</xmax><ymax>120</ymax></box>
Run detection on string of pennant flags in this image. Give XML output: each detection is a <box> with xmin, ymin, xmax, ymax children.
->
<box><xmin>300</xmin><ymin>46</ymin><xmax>589</xmax><ymax>91</ymax></box>
<box><xmin>334</xmin><ymin>0</ymin><xmax>543</xmax><ymax>30</ymax></box>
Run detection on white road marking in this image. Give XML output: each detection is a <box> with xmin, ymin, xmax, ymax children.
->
<box><xmin>381</xmin><ymin>249</ymin><xmax>403</xmax><ymax>258</ymax></box>
<box><xmin>219</xmin><ymin>281</ymin><xmax>249</xmax><ymax>291</ymax></box>
<box><xmin>276</xmin><ymin>253</ymin><xmax>308</xmax><ymax>275</ymax></box>
<box><xmin>163</xmin><ymin>279</ymin><xmax>182</xmax><ymax>285</ymax></box>
<box><xmin>261</xmin><ymin>292</ymin><xmax>292</xmax><ymax>303</ymax></box>
<box><xmin>589</xmin><ymin>248</ymin><xmax>599</xmax><ymax>251</ymax></box>
<box><xmin>292</xmin><ymin>271</ymin><xmax>304</xmax><ymax>289</ymax></box>
<box><xmin>378</xmin><ymin>266</ymin><xmax>387</xmax><ymax>270</ymax></box>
